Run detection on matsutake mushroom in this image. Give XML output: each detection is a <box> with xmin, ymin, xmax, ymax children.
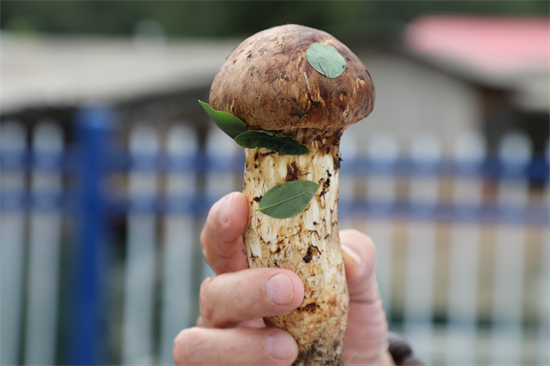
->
<box><xmin>209</xmin><ymin>24</ymin><xmax>375</xmax><ymax>365</ymax></box>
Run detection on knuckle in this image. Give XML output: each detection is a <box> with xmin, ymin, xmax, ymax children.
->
<box><xmin>173</xmin><ymin>328</ymin><xmax>199</xmax><ymax>365</ymax></box>
<box><xmin>196</xmin><ymin>315</ymin><xmax>206</xmax><ymax>327</ymax></box>
<box><xmin>231</xmin><ymin>276</ymin><xmax>248</xmax><ymax>308</ymax></box>
<box><xmin>199</xmin><ymin>277</ymin><xmax>216</xmax><ymax>325</ymax></box>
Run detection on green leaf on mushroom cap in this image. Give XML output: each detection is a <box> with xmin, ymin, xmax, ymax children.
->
<box><xmin>306</xmin><ymin>43</ymin><xmax>346</xmax><ymax>79</ymax></box>
<box><xmin>235</xmin><ymin>130</ymin><xmax>312</xmax><ymax>155</ymax></box>
<box><xmin>198</xmin><ymin>100</ymin><xmax>247</xmax><ymax>139</ymax></box>
<box><xmin>257</xmin><ymin>180</ymin><xmax>319</xmax><ymax>219</ymax></box>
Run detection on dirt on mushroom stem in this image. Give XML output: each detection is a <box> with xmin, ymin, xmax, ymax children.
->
<box><xmin>243</xmin><ymin>127</ymin><xmax>348</xmax><ymax>366</ymax></box>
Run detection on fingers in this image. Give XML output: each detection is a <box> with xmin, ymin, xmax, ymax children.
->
<box><xmin>340</xmin><ymin>230</ymin><xmax>388</xmax><ymax>365</ymax></box>
<box><xmin>200</xmin><ymin>192</ymin><xmax>249</xmax><ymax>274</ymax></box>
<box><xmin>174</xmin><ymin>327</ymin><xmax>298</xmax><ymax>366</ymax></box>
<box><xmin>344</xmin><ymin>300</ymin><xmax>388</xmax><ymax>364</ymax></box>
<box><xmin>200</xmin><ymin>268</ymin><xmax>304</xmax><ymax>328</ymax></box>
<box><xmin>340</xmin><ymin>229</ymin><xmax>379</xmax><ymax>304</ymax></box>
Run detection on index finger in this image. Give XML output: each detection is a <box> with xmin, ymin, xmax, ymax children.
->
<box><xmin>200</xmin><ymin>192</ymin><xmax>249</xmax><ymax>274</ymax></box>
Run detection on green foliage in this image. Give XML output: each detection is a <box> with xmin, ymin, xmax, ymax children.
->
<box><xmin>2</xmin><ymin>1</ymin><xmax>546</xmax><ymax>39</ymax></box>
<box><xmin>199</xmin><ymin>101</ymin><xmax>316</xmax><ymax>218</ymax></box>
<box><xmin>306</xmin><ymin>43</ymin><xmax>346</xmax><ymax>79</ymax></box>
<box><xmin>257</xmin><ymin>180</ymin><xmax>319</xmax><ymax>219</ymax></box>
<box><xmin>199</xmin><ymin>102</ymin><xmax>311</xmax><ymax>155</ymax></box>
<box><xmin>235</xmin><ymin>131</ymin><xmax>312</xmax><ymax>156</ymax></box>
<box><xmin>198</xmin><ymin>101</ymin><xmax>247</xmax><ymax>139</ymax></box>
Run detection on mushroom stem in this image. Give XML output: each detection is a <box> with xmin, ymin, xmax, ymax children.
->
<box><xmin>243</xmin><ymin>128</ymin><xmax>348</xmax><ymax>366</ymax></box>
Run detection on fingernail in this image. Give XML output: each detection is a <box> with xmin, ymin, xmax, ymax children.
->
<box><xmin>265</xmin><ymin>332</ymin><xmax>297</xmax><ymax>361</ymax></box>
<box><xmin>266</xmin><ymin>273</ymin><xmax>293</xmax><ymax>306</ymax></box>
<box><xmin>219</xmin><ymin>193</ymin><xmax>234</xmax><ymax>224</ymax></box>
<box><xmin>342</xmin><ymin>244</ymin><xmax>362</xmax><ymax>267</ymax></box>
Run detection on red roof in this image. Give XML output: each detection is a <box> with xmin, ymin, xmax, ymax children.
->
<box><xmin>405</xmin><ymin>16</ymin><xmax>549</xmax><ymax>75</ymax></box>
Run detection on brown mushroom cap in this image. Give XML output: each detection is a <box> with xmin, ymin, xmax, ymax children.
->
<box><xmin>209</xmin><ymin>24</ymin><xmax>375</xmax><ymax>131</ymax></box>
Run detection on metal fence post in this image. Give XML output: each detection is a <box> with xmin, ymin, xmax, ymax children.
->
<box><xmin>0</xmin><ymin>122</ymin><xmax>27</xmax><ymax>366</ymax></box>
<box><xmin>67</xmin><ymin>105</ymin><xmax>114</xmax><ymax>365</ymax></box>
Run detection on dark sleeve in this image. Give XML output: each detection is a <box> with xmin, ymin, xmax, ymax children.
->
<box><xmin>387</xmin><ymin>332</ymin><xmax>423</xmax><ymax>365</ymax></box>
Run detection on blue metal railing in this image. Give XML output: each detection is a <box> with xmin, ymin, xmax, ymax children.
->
<box><xmin>0</xmin><ymin>105</ymin><xmax>549</xmax><ymax>365</ymax></box>
<box><xmin>2</xmin><ymin>152</ymin><xmax>548</xmax><ymax>222</ymax></box>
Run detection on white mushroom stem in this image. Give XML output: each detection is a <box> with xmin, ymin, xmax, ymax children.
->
<box><xmin>243</xmin><ymin>128</ymin><xmax>348</xmax><ymax>366</ymax></box>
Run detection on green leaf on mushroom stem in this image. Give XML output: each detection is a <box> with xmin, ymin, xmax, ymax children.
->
<box><xmin>235</xmin><ymin>130</ymin><xmax>312</xmax><ymax>155</ymax></box>
<box><xmin>306</xmin><ymin>43</ymin><xmax>346</xmax><ymax>79</ymax></box>
<box><xmin>257</xmin><ymin>180</ymin><xmax>319</xmax><ymax>219</ymax></box>
<box><xmin>198</xmin><ymin>100</ymin><xmax>247</xmax><ymax>139</ymax></box>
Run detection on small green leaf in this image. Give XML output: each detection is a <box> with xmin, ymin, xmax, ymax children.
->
<box><xmin>198</xmin><ymin>100</ymin><xmax>247</xmax><ymax>139</ymax></box>
<box><xmin>257</xmin><ymin>180</ymin><xmax>319</xmax><ymax>219</ymax></box>
<box><xmin>235</xmin><ymin>130</ymin><xmax>312</xmax><ymax>155</ymax></box>
<box><xmin>306</xmin><ymin>43</ymin><xmax>346</xmax><ymax>79</ymax></box>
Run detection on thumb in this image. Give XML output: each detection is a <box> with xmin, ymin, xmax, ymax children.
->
<box><xmin>340</xmin><ymin>230</ymin><xmax>379</xmax><ymax>304</ymax></box>
<box><xmin>340</xmin><ymin>230</ymin><xmax>388</xmax><ymax>365</ymax></box>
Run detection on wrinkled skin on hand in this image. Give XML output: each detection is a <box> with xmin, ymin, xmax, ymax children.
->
<box><xmin>173</xmin><ymin>192</ymin><xmax>392</xmax><ymax>366</ymax></box>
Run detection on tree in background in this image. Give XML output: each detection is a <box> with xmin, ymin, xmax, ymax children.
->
<box><xmin>1</xmin><ymin>1</ymin><xmax>548</xmax><ymax>42</ymax></box>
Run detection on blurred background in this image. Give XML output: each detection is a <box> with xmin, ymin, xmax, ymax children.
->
<box><xmin>1</xmin><ymin>1</ymin><xmax>548</xmax><ymax>365</ymax></box>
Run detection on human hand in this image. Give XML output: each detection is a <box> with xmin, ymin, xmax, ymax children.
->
<box><xmin>173</xmin><ymin>192</ymin><xmax>393</xmax><ymax>365</ymax></box>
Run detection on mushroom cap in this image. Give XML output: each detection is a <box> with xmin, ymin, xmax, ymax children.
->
<box><xmin>209</xmin><ymin>24</ymin><xmax>375</xmax><ymax>130</ymax></box>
